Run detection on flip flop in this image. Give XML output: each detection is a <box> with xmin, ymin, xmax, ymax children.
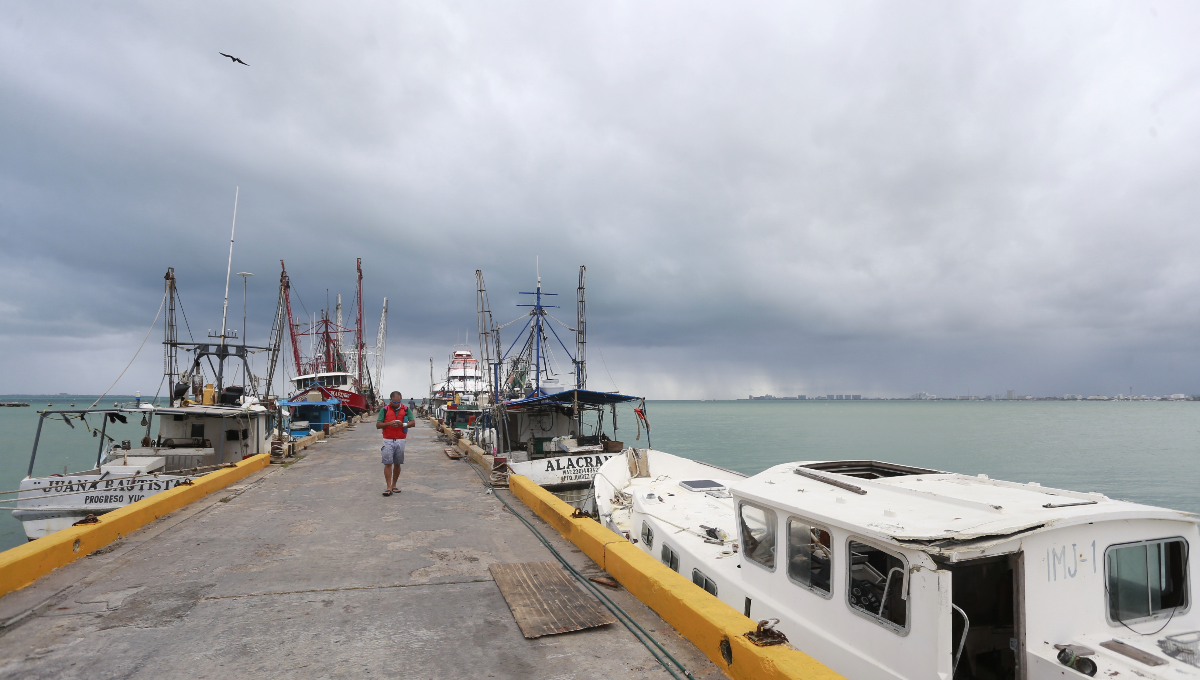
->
<box><xmin>391</xmin><ymin>488</ymin><xmax>401</xmax><ymax>494</ymax></box>
<box><xmin>382</xmin><ymin>490</ymin><xmax>392</xmax><ymax>497</ymax></box>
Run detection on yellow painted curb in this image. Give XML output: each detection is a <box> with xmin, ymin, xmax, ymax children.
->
<box><xmin>508</xmin><ymin>474</ymin><xmax>844</xmax><ymax>680</ymax></box>
<box><xmin>0</xmin><ymin>453</ymin><xmax>271</xmax><ymax>598</ymax></box>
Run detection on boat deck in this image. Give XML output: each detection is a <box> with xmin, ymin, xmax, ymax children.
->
<box><xmin>0</xmin><ymin>421</ymin><xmax>720</xmax><ymax>679</ymax></box>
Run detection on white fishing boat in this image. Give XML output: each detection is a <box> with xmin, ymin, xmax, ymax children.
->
<box><xmin>595</xmin><ymin>450</ymin><xmax>1200</xmax><ymax>680</ymax></box>
<box><xmin>430</xmin><ymin>347</ymin><xmax>487</xmax><ymax>429</ymax></box>
<box><xmin>473</xmin><ymin>266</ymin><xmax>645</xmax><ymax>508</ymax></box>
<box><xmin>14</xmin><ymin>402</ymin><xmax>271</xmax><ymax>539</ymax></box>
<box><xmin>12</xmin><ymin>216</ymin><xmax>286</xmax><ymax>541</ymax></box>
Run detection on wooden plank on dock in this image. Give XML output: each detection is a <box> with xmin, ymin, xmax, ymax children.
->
<box><xmin>489</xmin><ymin>561</ymin><xmax>615</xmax><ymax>638</ymax></box>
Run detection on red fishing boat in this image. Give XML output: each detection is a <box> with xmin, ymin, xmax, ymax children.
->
<box><xmin>280</xmin><ymin>259</ymin><xmax>385</xmax><ymax>415</ymax></box>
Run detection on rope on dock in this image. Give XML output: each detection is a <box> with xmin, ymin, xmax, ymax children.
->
<box><xmin>467</xmin><ymin>460</ymin><xmax>694</xmax><ymax>680</ymax></box>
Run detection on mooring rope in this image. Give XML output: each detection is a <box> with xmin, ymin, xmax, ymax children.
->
<box><xmin>465</xmin><ymin>458</ymin><xmax>693</xmax><ymax>680</ymax></box>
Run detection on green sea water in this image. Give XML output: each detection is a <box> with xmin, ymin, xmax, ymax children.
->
<box><xmin>625</xmin><ymin>400</ymin><xmax>1198</xmax><ymax>515</ymax></box>
<box><xmin>0</xmin><ymin>398</ymin><xmax>1196</xmax><ymax>553</ymax></box>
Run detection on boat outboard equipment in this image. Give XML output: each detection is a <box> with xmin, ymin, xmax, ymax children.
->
<box><xmin>219</xmin><ymin>385</ymin><xmax>245</xmax><ymax>405</ymax></box>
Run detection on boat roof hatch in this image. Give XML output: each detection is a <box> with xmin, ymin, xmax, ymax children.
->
<box><xmin>797</xmin><ymin>460</ymin><xmax>943</xmax><ymax>479</ymax></box>
<box><xmin>679</xmin><ymin>479</ymin><xmax>726</xmax><ymax>492</ymax></box>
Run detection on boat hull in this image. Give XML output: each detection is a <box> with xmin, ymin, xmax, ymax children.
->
<box><xmin>16</xmin><ymin>473</ymin><xmax>196</xmax><ymax>541</ymax></box>
<box><xmin>509</xmin><ymin>453</ymin><xmax>617</xmax><ymax>488</ymax></box>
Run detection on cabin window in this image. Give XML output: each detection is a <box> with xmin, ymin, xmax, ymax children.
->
<box><xmin>692</xmin><ymin>569</ymin><xmax>718</xmax><ymax>596</ymax></box>
<box><xmin>661</xmin><ymin>544</ymin><xmax>680</xmax><ymax>572</ymax></box>
<box><xmin>787</xmin><ymin>518</ymin><xmax>833</xmax><ymax>597</ymax></box>
<box><xmin>1106</xmin><ymin>538</ymin><xmax>1189</xmax><ymax>625</ymax></box>
<box><xmin>641</xmin><ymin>521</ymin><xmax>655</xmax><ymax>549</ymax></box>
<box><xmin>739</xmin><ymin>502</ymin><xmax>777</xmax><ymax>571</ymax></box>
<box><xmin>190</xmin><ymin>424</ymin><xmax>205</xmax><ymax>439</ymax></box>
<box><xmin>847</xmin><ymin>539</ymin><xmax>908</xmax><ymax>632</ymax></box>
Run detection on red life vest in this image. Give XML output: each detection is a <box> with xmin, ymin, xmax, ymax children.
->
<box><xmin>382</xmin><ymin>404</ymin><xmax>408</xmax><ymax>439</ymax></box>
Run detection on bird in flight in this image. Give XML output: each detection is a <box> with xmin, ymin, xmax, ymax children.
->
<box><xmin>219</xmin><ymin>53</ymin><xmax>248</xmax><ymax>66</ymax></box>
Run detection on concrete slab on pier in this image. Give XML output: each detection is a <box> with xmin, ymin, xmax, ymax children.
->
<box><xmin>0</xmin><ymin>421</ymin><xmax>720</xmax><ymax>680</ymax></box>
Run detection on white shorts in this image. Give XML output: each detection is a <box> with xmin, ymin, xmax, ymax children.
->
<box><xmin>381</xmin><ymin>439</ymin><xmax>406</xmax><ymax>465</ymax></box>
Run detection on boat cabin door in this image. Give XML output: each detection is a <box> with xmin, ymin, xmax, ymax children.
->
<box><xmin>950</xmin><ymin>553</ymin><xmax>1024</xmax><ymax>680</ymax></box>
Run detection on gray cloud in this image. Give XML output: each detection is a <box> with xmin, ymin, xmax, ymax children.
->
<box><xmin>2</xmin><ymin>1</ymin><xmax>1200</xmax><ymax>399</ymax></box>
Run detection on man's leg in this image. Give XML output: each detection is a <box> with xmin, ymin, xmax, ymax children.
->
<box><xmin>389</xmin><ymin>440</ymin><xmax>406</xmax><ymax>492</ymax></box>
<box><xmin>383</xmin><ymin>464</ymin><xmax>394</xmax><ymax>490</ymax></box>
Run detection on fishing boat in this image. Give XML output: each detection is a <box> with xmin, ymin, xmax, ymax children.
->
<box><xmin>595</xmin><ymin>451</ymin><xmax>1200</xmax><ymax>679</ymax></box>
<box><xmin>474</xmin><ymin>267</ymin><xmax>643</xmax><ymax>508</ymax></box>
<box><xmin>14</xmin><ymin>403</ymin><xmax>272</xmax><ymax>540</ymax></box>
<box><xmin>281</xmin><ymin>387</ymin><xmax>346</xmax><ymax>436</ymax></box>
<box><xmin>281</xmin><ymin>258</ymin><xmax>387</xmax><ymax>416</ymax></box>
<box><xmin>429</xmin><ymin>346</ymin><xmax>487</xmax><ymax>430</ymax></box>
<box><xmin>13</xmin><ymin>261</ymin><xmax>278</xmax><ymax>541</ymax></box>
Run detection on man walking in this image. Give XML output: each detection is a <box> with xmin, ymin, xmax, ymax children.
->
<box><xmin>377</xmin><ymin>391</ymin><xmax>415</xmax><ymax>496</ymax></box>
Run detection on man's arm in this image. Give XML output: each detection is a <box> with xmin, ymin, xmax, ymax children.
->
<box><xmin>375</xmin><ymin>408</ymin><xmax>387</xmax><ymax>429</ymax></box>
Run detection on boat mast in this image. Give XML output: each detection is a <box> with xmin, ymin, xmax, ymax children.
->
<box><xmin>534</xmin><ymin>271</ymin><xmax>542</xmax><ymax>393</ymax></box>
<box><xmin>164</xmin><ymin>268</ymin><xmax>178</xmax><ymax>405</ymax></box>
<box><xmin>280</xmin><ymin>261</ymin><xmax>302</xmax><ymax>379</ymax></box>
<box><xmin>373</xmin><ymin>297</ymin><xmax>387</xmax><ymax>395</ymax></box>
<box><xmin>575</xmin><ymin>265</ymin><xmax>586</xmax><ymax>437</ymax></box>
<box><xmin>356</xmin><ymin>258</ymin><xmax>365</xmax><ymax>398</ymax></box>
<box><xmin>476</xmin><ymin>270</ymin><xmax>496</xmax><ymax>401</ymax></box>
<box><xmin>216</xmin><ymin>186</ymin><xmax>239</xmax><ymax>392</ymax></box>
<box><xmin>575</xmin><ymin>265</ymin><xmax>586</xmax><ymax>390</ymax></box>
<box><xmin>264</xmin><ymin>265</ymin><xmax>289</xmax><ymax>400</ymax></box>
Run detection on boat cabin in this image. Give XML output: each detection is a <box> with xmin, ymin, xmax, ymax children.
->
<box><xmin>291</xmin><ymin>372</ymin><xmax>356</xmax><ymax>390</ymax></box>
<box><xmin>597</xmin><ymin>452</ymin><xmax>1200</xmax><ymax>680</ymax></box>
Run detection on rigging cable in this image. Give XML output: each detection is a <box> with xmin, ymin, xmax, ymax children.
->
<box><xmin>88</xmin><ymin>289</ymin><xmax>168</xmax><ymax>410</ymax></box>
<box><xmin>597</xmin><ymin>347</ymin><xmax>619</xmax><ymax>392</ymax></box>
<box><xmin>176</xmin><ymin>289</ymin><xmax>218</xmax><ymax>381</ymax></box>
<box><xmin>495</xmin><ymin>313</ymin><xmax>530</xmax><ymax>331</ymax></box>
<box><xmin>544</xmin><ymin>311</ymin><xmax>576</xmax><ymax>331</ymax></box>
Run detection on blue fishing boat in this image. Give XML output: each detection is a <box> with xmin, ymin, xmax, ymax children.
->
<box><xmin>283</xmin><ymin>386</ymin><xmax>346</xmax><ymax>436</ymax></box>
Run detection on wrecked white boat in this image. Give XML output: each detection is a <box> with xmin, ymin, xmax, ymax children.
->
<box><xmin>595</xmin><ymin>450</ymin><xmax>1200</xmax><ymax>680</ymax></box>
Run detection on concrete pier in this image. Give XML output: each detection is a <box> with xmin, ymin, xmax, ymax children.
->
<box><xmin>0</xmin><ymin>420</ymin><xmax>720</xmax><ymax>679</ymax></box>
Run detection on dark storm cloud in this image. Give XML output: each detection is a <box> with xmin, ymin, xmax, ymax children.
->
<box><xmin>2</xmin><ymin>2</ymin><xmax>1199</xmax><ymax>398</ymax></box>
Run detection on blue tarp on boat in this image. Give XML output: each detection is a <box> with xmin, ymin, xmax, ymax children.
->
<box><xmin>504</xmin><ymin>389</ymin><xmax>641</xmax><ymax>409</ymax></box>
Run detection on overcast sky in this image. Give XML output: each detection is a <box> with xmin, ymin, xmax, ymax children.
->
<box><xmin>2</xmin><ymin>2</ymin><xmax>1199</xmax><ymax>399</ymax></box>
